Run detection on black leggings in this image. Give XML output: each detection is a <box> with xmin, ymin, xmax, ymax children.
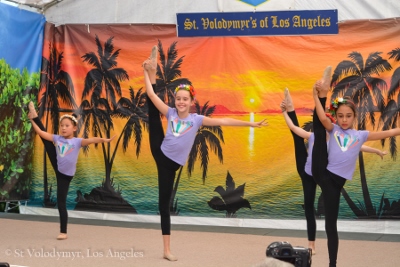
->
<box><xmin>287</xmin><ymin>111</ymin><xmax>317</xmax><ymax>241</ymax></box>
<box><xmin>33</xmin><ymin>117</ymin><xmax>73</xmax><ymax>234</ymax></box>
<box><xmin>311</xmin><ymin>98</ymin><xmax>346</xmax><ymax>267</ymax></box>
<box><xmin>148</xmin><ymin>84</ymin><xmax>180</xmax><ymax>235</ymax></box>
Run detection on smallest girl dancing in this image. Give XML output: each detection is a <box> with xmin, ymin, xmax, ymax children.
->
<box><xmin>28</xmin><ymin>102</ymin><xmax>115</xmax><ymax>240</ymax></box>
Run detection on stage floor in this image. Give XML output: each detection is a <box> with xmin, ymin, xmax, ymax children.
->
<box><xmin>0</xmin><ymin>212</ymin><xmax>399</xmax><ymax>267</ymax></box>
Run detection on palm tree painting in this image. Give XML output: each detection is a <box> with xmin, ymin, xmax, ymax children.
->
<box><xmin>208</xmin><ymin>171</ymin><xmax>251</xmax><ymax>218</ymax></box>
<box><xmin>74</xmin><ymin>35</ymin><xmax>147</xmax><ymax>213</ymax></box>
<box><xmin>80</xmin><ymin>34</ymin><xmax>129</xmax><ymax>187</ymax></box>
<box><xmin>39</xmin><ymin>42</ymin><xmax>77</xmax><ymax>207</ymax></box>
<box><xmin>373</xmin><ymin>47</ymin><xmax>400</xmax><ymax>219</ymax></box>
<box><xmin>156</xmin><ymin>40</ymin><xmax>191</xmax><ymax>108</ymax></box>
<box><xmin>381</xmin><ymin>196</ymin><xmax>400</xmax><ymax>219</ymax></box>
<box><xmin>331</xmin><ymin>51</ymin><xmax>392</xmax><ymax>218</ymax></box>
<box><xmin>113</xmin><ymin>86</ymin><xmax>148</xmax><ymax>157</ymax></box>
<box><xmin>330</xmin><ymin>51</ymin><xmax>391</xmax><ymax>129</ymax></box>
<box><xmin>380</xmin><ymin>48</ymin><xmax>400</xmax><ymax>159</ymax></box>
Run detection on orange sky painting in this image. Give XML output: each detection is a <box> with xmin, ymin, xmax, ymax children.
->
<box><xmin>43</xmin><ymin>18</ymin><xmax>400</xmax><ymax>114</ymax></box>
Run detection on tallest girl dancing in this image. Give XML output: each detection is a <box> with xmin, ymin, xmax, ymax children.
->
<box><xmin>142</xmin><ymin>45</ymin><xmax>268</xmax><ymax>261</ymax></box>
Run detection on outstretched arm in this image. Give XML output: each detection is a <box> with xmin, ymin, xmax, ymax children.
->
<box><xmin>280</xmin><ymin>100</ymin><xmax>311</xmax><ymax>139</ymax></box>
<box><xmin>202</xmin><ymin>117</ymin><xmax>267</xmax><ymax>127</ymax></box>
<box><xmin>367</xmin><ymin>128</ymin><xmax>400</xmax><ymax>141</ymax></box>
<box><xmin>360</xmin><ymin>145</ymin><xmax>387</xmax><ymax>159</ymax></box>
<box><xmin>282</xmin><ymin>111</ymin><xmax>311</xmax><ymax>139</ymax></box>
<box><xmin>143</xmin><ymin>61</ymin><xmax>169</xmax><ymax>116</ymax></box>
<box><xmin>30</xmin><ymin>118</ymin><xmax>53</xmax><ymax>142</ymax></box>
<box><xmin>313</xmin><ymin>80</ymin><xmax>334</xmax><ymax>131</ymax></box>
<box><xmin>81</xmin><ymin>135</ymin><xmax>116</xmax><ymax>147</ymax></box>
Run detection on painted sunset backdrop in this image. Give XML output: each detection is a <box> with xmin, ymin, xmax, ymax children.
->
<box><xmin>29</xmin><ymin>19</ymin><xmax>400</xmax><ymax>219</ymax></box>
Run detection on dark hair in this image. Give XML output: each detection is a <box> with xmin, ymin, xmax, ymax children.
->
<box><xmin>337</xmin><ymin>97</ymin><xmax>356</xmax><ymax>116</ymax></box>
<box><xmin>328</xmin><ymin>97</ymin><xmax>356</xmax><ymax>116</ymax></box>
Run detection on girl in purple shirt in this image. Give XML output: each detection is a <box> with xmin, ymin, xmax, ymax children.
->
<box><xmin>312</xmin><ymin>67</ymin><xmax>400</xmax><ymax>267</ymax></box>
<box><xmin>143</xmin><ymin>45</ymin><xmax>268</xmax><ymax>261</ymax></box>
<box><xmin>281</xmin><ymin>88</ymin><xmax>386</xmax><ymax>256</ymax></box>
<box><xmin>28</xmin><ymin>102</ymin><xmax>115</xmax><ymax>240</ymax></box>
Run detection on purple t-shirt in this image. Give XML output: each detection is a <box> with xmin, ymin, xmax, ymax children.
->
<box><xmin>327</xmin><ymin>124</ymin><xmax>369</xmax><ymax>180</ymax></box>
<box><xmin>161</xmin><ymin>108</ymin><xmax>204</xmax><ymax>166</ymax></box>
<box><xmin>53</xmin><ymin>135</ymin><xmax>83</xmax><ymax>176</ymax></box>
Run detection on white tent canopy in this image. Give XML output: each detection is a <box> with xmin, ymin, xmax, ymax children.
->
<box><xmin>0</xmin><ymin>0</ymin><xmax>62</xmax><ymax>11</ymax></box>
<box><xmin>2</xmin><ymin>0</ymin><xmax>400</xmax><ymax>25</ymax></box>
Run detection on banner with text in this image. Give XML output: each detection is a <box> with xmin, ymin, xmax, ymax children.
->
<box><xmin>177</xmin><ymin>10</ymin><xmax>338</xmax><ymax>37</ymax></box>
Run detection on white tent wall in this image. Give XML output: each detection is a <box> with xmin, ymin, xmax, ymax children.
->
<box><xmin>42</xmin><ymin>0</ymin><xmax>400</xmax><ymax>25</ymax></box>
<box><xmin>43</xmin><ymin>0</ymin><xmax>221</xmax><ymax>25</ymax></box>
<box><xmin>293</xmin><ymin>0</ymin><xmax>400</xmax><ymax>21</ymax></box>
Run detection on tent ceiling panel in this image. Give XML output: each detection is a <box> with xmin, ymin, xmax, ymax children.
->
<box><xmin>1</xmin><ymin>0</ymin><xmax>63</xmax><ymax>11</ymax></box>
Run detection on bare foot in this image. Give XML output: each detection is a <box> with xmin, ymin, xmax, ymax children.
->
<box><xmin>163</xmin><ymin>253</ymin><xmax>178</xmax><ymax>261</ymax></box>
<box><xmin>28</xmin><ymin>101</ymin><xmax>38</xmax><ymax>119</ymax></box>
<box><xmin>321</xmin><ymin>66</ymin><xmax>332</xmax><ymax>90</ymax></box>
<box><xmin>57</xmin><ymin>233</ymin><xmax>68</xmax><ymax>240</ymax></box>
<box><xmin>143</xmin><ymin>45</ymin><xmax>158</xmax><ymax>71</ymax></box>
<box><xmin>308</xmin><ymin>241</ymin><xmax>316</xmax><ymax>255</ymax></box>
<box><xmin>316</xmin><ymin>79</ymin><xmax>328</xmax><ymax>98</ymax></box>
<box><xmin>284</xmin><ymin>88</ymin><xmax>294</xmax><ymax>112</ymax></box>
<box><xmin>150</xmin><ymin>45</ymin><xmax>158</xmax><ymax>68</ymax></box>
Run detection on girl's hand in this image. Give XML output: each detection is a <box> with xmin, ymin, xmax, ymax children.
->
<box><xmin>377</xmin><ymin>150</ymin><xmax>388</xmax><ymax>160</ymax></box>
<box><xmin>253</xmin><ymin>119</ymin><xmax>268</xmax><ymax>128</ymax></box>
<box><xmin>313</xmin><ymin>80</ymin><xmax>322</xmax><ymax>96</ymax></box>
<box><xmin>142</xmin><ymin>59</ymin><xmax>150</xmax><ymax>70</ymax></box>
<box><xmin>280</xmin><ymin>101</ymin><xmax>286</xmax><ymax>112</ymax></box>
<box><xmin>142</xmin><ymin>59</ymin><xmax>156</xmax><ymax>71</ymax></box>
<box><xmin>104</xmin><ymin>135</ymin><xmax>116</xmax><ymax>143</ymax></box>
